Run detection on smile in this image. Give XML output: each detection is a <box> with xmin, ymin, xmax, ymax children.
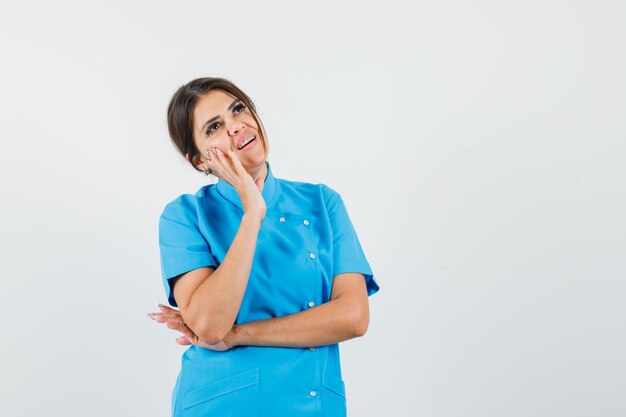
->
<box><xmin>238</xmin><ymin>136</ymin><xmax>256</xmax><ymax>150</ymax></box>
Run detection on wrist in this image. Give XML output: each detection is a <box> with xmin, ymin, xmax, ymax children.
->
<box><xmin>241</xmin><ymin>212</ymin><xmax>264</xmax><ymax>226</ymax></box>
<box><xmin>225</xmin><ymin>324</ymin><xmax>243</xmax><ymax>348</ymax></box>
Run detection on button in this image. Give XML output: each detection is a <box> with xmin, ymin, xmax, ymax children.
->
<box><xmin>309</xmin><ymin>347</ymin><xmax>315</xmax><ymax>351</ymax></box>
<box><xmin>303</xmin><ymin>219</ymin><xmax>310</xmax><ymax>226</ymax></box>
<box><xmin>309</xmin><ymin>390</ymin><xmax>317</xmax><ymax>397</ymax></box>
<box><xmin>309</xmin><ymin>253</ymin><xmax>316</xmax><ymax>259</ymax></box>
<box><xmin>308</xmin><ymin>301</ymin><xmax>315</xmax><ymax>308</ymax></box>
<box><xmin>279</xmin><ymin>217</ymin><xmax>286</xmax><ymax>223</ymax></box>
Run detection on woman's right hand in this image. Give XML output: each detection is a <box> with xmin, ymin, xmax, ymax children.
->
<box><xmin>207</xmin><ymin>147</ymin><xmax>266</xmax><ymax>221</ymax></box>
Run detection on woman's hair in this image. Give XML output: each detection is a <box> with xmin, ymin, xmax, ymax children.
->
<box><xmin>166</xmin><ymin>77</ymin><xmax>269</xmax><ymax>173</ymax></box>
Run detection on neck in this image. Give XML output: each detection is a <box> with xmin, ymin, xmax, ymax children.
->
<box><xmin>248</xmin><ymin>161</ymin><xmax>268</xmax><ymax>183</ymax></box>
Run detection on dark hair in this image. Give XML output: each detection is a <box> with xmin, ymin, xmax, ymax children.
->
<box><xmin>166</xmin><ymin>77</ymin><xmax>269</xmax><ymax>174</ymax></box>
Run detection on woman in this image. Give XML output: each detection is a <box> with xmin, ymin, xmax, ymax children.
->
<box><xmin>148</xmin><ymin>77</ymin><xmax>380</xmax><ymax>417</ymax></box>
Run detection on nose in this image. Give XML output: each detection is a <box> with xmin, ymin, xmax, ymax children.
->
<box><xmin>227</xmin><ymin>120</ymin><xmax>245</xmax><ymax>136</ymax></box>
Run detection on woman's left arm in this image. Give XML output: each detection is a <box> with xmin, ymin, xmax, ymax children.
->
<box><xmin>230</xmin><ymin>272</ymin><xmax>370</xmax><ymax>347</ymax></box>
<box><xmin>149</xmin><ymin>272</ymin><xmax>370</xmax><ymax>348</ymax></box>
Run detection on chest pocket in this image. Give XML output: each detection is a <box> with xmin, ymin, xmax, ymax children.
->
<box><xmin>277</xmin><ymin>212</ymin><xmax>317</xmax><ymax>249</ymax></box>
<box><xmin>266</xmin><ymin>212</ymin><xmax>319</xmax><ymax>274</ymax></box>
<box><xmin>238</xmin><ymin>212</ymin><xmax>322</xmax><ymax>321</ymax></box>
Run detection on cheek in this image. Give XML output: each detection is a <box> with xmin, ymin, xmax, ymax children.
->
<box><xmin>243</xmin><ymin>114</ymin><xmax>259</xmax><ymax>128</ymax></box>
<box><xmin>207</xmin><ymin>136</ymin><xmax>230</xmax><ymax>152</ymax></box>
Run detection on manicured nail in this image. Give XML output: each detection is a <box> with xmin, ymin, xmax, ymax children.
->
<box><xmin>158</xmin><ymin>303</ymin><xmax>165</xmax><ymax>307</ymax></box>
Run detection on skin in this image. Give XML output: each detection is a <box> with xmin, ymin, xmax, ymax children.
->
<box><xmin>189</xmin><ymin>89</ymin><xmax>269</xmax><ymax>184</ymax></box>
<box><xmin>148</xmin><ymin>89</ymin><xmax>370</xmax><ymax>351</ymax></box>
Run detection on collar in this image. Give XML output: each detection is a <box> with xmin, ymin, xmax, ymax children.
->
<box><xmin>215</xmin><ymin>161</ymin><xmax>278</xmax><ymax>211</ymax></box>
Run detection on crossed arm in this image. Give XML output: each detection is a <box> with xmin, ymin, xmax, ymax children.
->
<box><xmin>150</xmin><ymin>271</ymin><xmax>370</xmax><ymax>350</ymax></box>
<box><xmin>153</xmin><ymin>152</ymin><xmax>371</xmax><ymax>350</ymax></box>
<box><xmin>154</xmin><ymin>181</ymin><xmax>374</xmax><ymax>352</ymax></box>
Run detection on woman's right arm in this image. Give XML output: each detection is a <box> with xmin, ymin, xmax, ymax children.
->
<box><xmin>172</xmin><ymin>148</ymin><xmax>266</xmax><ymax>344</ymax></box>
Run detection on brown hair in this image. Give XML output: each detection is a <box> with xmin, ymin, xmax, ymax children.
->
<box><xmin>166</xmin><ymin>77</ymin><xmax>269</xmax><ymax>174</ymax></box>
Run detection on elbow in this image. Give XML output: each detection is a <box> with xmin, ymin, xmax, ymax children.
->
<box><xmin>353</xmin><ymin>317</ymin><xmax>369</xmax><ymax>337</ymax></box>
<box><xmin>352</xmin><ymin>310</ymin><xmax>370</xmax><ymax>338</ymax></box>
<box><xmin>197</xmin><ymin>326</ymin><xmax>229</xmax><ymax>345</ymax></box>
<box><xmin>183</xmin><ymin>304</ymin><xmax>233</xmax><ymax>344</ymax></box>
<box><xmin>194</xmin><ymin>318</ymin><xmax>231</xmax><ymax>344</ymax></box>
<box><xmin>344</xmin><ymin>296</ymin><xmax>370</xmax><ymax>338</ymax></box>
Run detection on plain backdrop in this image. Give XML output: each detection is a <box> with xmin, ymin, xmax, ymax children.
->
<box><xmin>1</xmin><ymin>1</ymin><xmax>625</xmax><ymax>416</ymax></box>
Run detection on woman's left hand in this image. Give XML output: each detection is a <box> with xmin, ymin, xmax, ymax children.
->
<box><xmin>148</xmin><ymin>304</ymin><xmax>236</xmax><ymax>351</ymax></box>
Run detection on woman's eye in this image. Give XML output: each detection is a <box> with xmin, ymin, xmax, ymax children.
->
<box><xmin>205</xmin><ymin>104</ymin><xmax>245</xmax><ymax>136</ymax></box>
<box><xmin>207</xmin><ymin>122</ymin><xmax>220</xmax><ymax>135</ymax></box>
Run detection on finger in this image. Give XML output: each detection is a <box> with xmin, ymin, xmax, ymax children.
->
<box><xmin>158</xmin><ymin>306</ymin><xmax>183</xmax><ymax>320</ymax></box>
<box><xmin>164</xmin><ymin>316</ymin><xmax>184</xmax><ymax>325</ymax></box>
<box><xmin>216</xmin><ymin>148</ymin><xmax>238</xmax><ymax>176</ymax></box>
<box><xmin>149</xmin><ymin>313</ymin><xmax>168</xmax><ymax>323</ymax></box>
<box><xmin>166</xmin><ymin>322</ymin><xmax>190</xmax><ymax>335</ymax></box>
<box><xmin>150</xmin><ymin>312</ymin><xmax>182</xmax><ymax>324</ymax></box>
<box><xmin>183</xmin><ymin>325</ymin><xmax>198</xmax><ymax>341</ymax></box>
<box><xmin>165</xmin><ymin>316</ymin><xmax>187</xmax><ymax>328</ymax></box>
<box><xmin>255</xmin><ymin>176</ymin><xmax>265</xmax><ymax>193</ymax></box>
<box><xmin>211</xmin><ymin>148</ymin><xmax>236</xmax><ymax>182</ymax></box>
<box><xmin>222</xmin><ymin>154</ymin><xmax>240</xmax><ymax>181</ymax></box>
<box><xmin>213</xmin><ymin>147</ymin><xmax>228</xmax><ymax>167</ymax></box>
<box><xmin>208</xmin><ymin>147</ymin><xmax>223</xmax><ymax>169</ymax></box>
<box><xmin>204</xmin><ymin>149</ymin><xmax>219</xmax><ymax>177</ymax></box>
<box><xmin>227</xmin><ymin>150</ymin><xmax>249</xmax><ymax>177</ymax></box>
<box><xmin>158</xmin><ymin>304</ymin><xmax>181</xmax><ymax>314</ymax></box>
<box><xmin>176</xmin><ymin>336</ymin><xmax>192</xmax><ymax>345</ymax></box>
<box><xmin>154</xmin><ymin>314</ymin><xmax>181</xmax><ymax>324</ymax></box>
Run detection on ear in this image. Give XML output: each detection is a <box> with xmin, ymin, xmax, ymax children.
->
<box><xmin>186</xmin><ymin>152</ymin><xmax>206</xmax><ymax>171</ymax></box>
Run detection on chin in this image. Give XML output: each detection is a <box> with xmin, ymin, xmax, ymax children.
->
<box><xmin>247</xmin><ymin>151</ymin><xmax>266</xmax><ymax>166</ymax></box>
<box><xmin>242</xmin><ymin>156</ymin><xmax>265</xmax><ymax>172</ymax></box>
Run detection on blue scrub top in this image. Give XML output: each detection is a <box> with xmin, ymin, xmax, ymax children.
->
<box><xmin>159</xmin><ymin>161</ymin><xmax>380</xmax><ymax>417</ymax></box>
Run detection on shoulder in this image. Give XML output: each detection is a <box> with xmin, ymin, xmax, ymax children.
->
<box><xmin>318</xmin><ymin>183</ymin><xmax>342</xmax><ymax>202</ymax></box>
<box><xmin>276</xmin><ymin>177</ymin><xmax>344</xmax><ymax>211</ymax></box>
<box><xmin>277</xmin><ymin>177</ymin><xmax>341</xmax><ymax>197</ymax></box>
<box><xmin>160</xmin><ymin>184</ymin><xmax>215</xmax><ymax>223</ymax></box>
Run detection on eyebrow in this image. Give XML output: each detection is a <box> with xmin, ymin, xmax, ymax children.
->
<box><xmin>199</xmin><ymin>99</ymin><xmax>241</xmax><ymax>135</ymax></box>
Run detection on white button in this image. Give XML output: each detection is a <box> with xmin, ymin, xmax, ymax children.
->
<box><xmin>309</xmin><ymin>253</ymin><xmax>316</xmax><ymax>259</ymax></box>
<box><xmin>308</xmin><ymin>301</ymin><xmax>315</xmax><ymax>308</ymax></box>
<box><xmin>310</xmin><ymin>390</ymin><xmax>317</xmax><ymax>397</ymax></box>
<box><xmin>309</xmin><ymin>347</ymin><xmax>315</xmax><ymax>351</ymax></box>
<box><xmin>303</xmin><ymin>219</ymin><xmax>310</xmax><ymax>226</ymax></box>
<box><xmin>279</xmin><ymin>217</ymin><xmax>286</xmax><ymax>222</ymax></box>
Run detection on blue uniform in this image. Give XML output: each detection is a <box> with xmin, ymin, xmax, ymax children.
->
<box><xmin>159</xmin><ymin>161</ymin><xmax>380</xmax><ymax>417</ymax></box>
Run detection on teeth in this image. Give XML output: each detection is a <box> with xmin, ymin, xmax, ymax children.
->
<box><xmin>238</xmin><ymin>136</ymin><xmax>255</xmax><ymax>149</ymax></box>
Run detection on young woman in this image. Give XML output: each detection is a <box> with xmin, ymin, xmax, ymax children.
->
<box><xmin>148</xmin><ymin>77</ymin><xmax>380</xmax><ymax>417</ymax></box>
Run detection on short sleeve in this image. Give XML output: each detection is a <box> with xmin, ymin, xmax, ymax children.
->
<box><xmin>158</xmin><ymin>196</ymin><xmax>218</xmax><ymax>307</ymax></box>
<box><xmin>323</xmin><ymin>186</ymin><xmax>380</xmax><ymax>297</ymax></box>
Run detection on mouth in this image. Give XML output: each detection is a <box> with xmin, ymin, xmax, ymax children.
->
<box><xmin>238</xmin><ymin>136</ymin><xmax>256</xmax><ymax>150</ymax></box>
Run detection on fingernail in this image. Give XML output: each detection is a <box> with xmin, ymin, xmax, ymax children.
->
<box><xmin>158</xmin><ymin>303</ymin><xmax>165</xmax><ymax>307</ymax></box>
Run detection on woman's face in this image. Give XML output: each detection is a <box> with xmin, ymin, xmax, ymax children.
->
<box><xmin>190</xmin><ymin>89</ymin><xmax>267</xmax><ymax>177</ymax></box>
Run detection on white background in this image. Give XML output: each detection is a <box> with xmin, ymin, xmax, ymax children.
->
<box><xmin>1</xmin><ymin>1</ymin><xmax>625</xmax><ymax>416</ymax></box>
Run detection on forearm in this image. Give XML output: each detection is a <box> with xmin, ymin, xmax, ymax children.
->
<box><xmin>229</xmin><ymin>297</ymin><xmax>367</xmax><ymax>348</ymax></box>
<box><xmin>187</xmin><ymin>213</ymin><xmax>262</xmax><ymax>342</ymax></box>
